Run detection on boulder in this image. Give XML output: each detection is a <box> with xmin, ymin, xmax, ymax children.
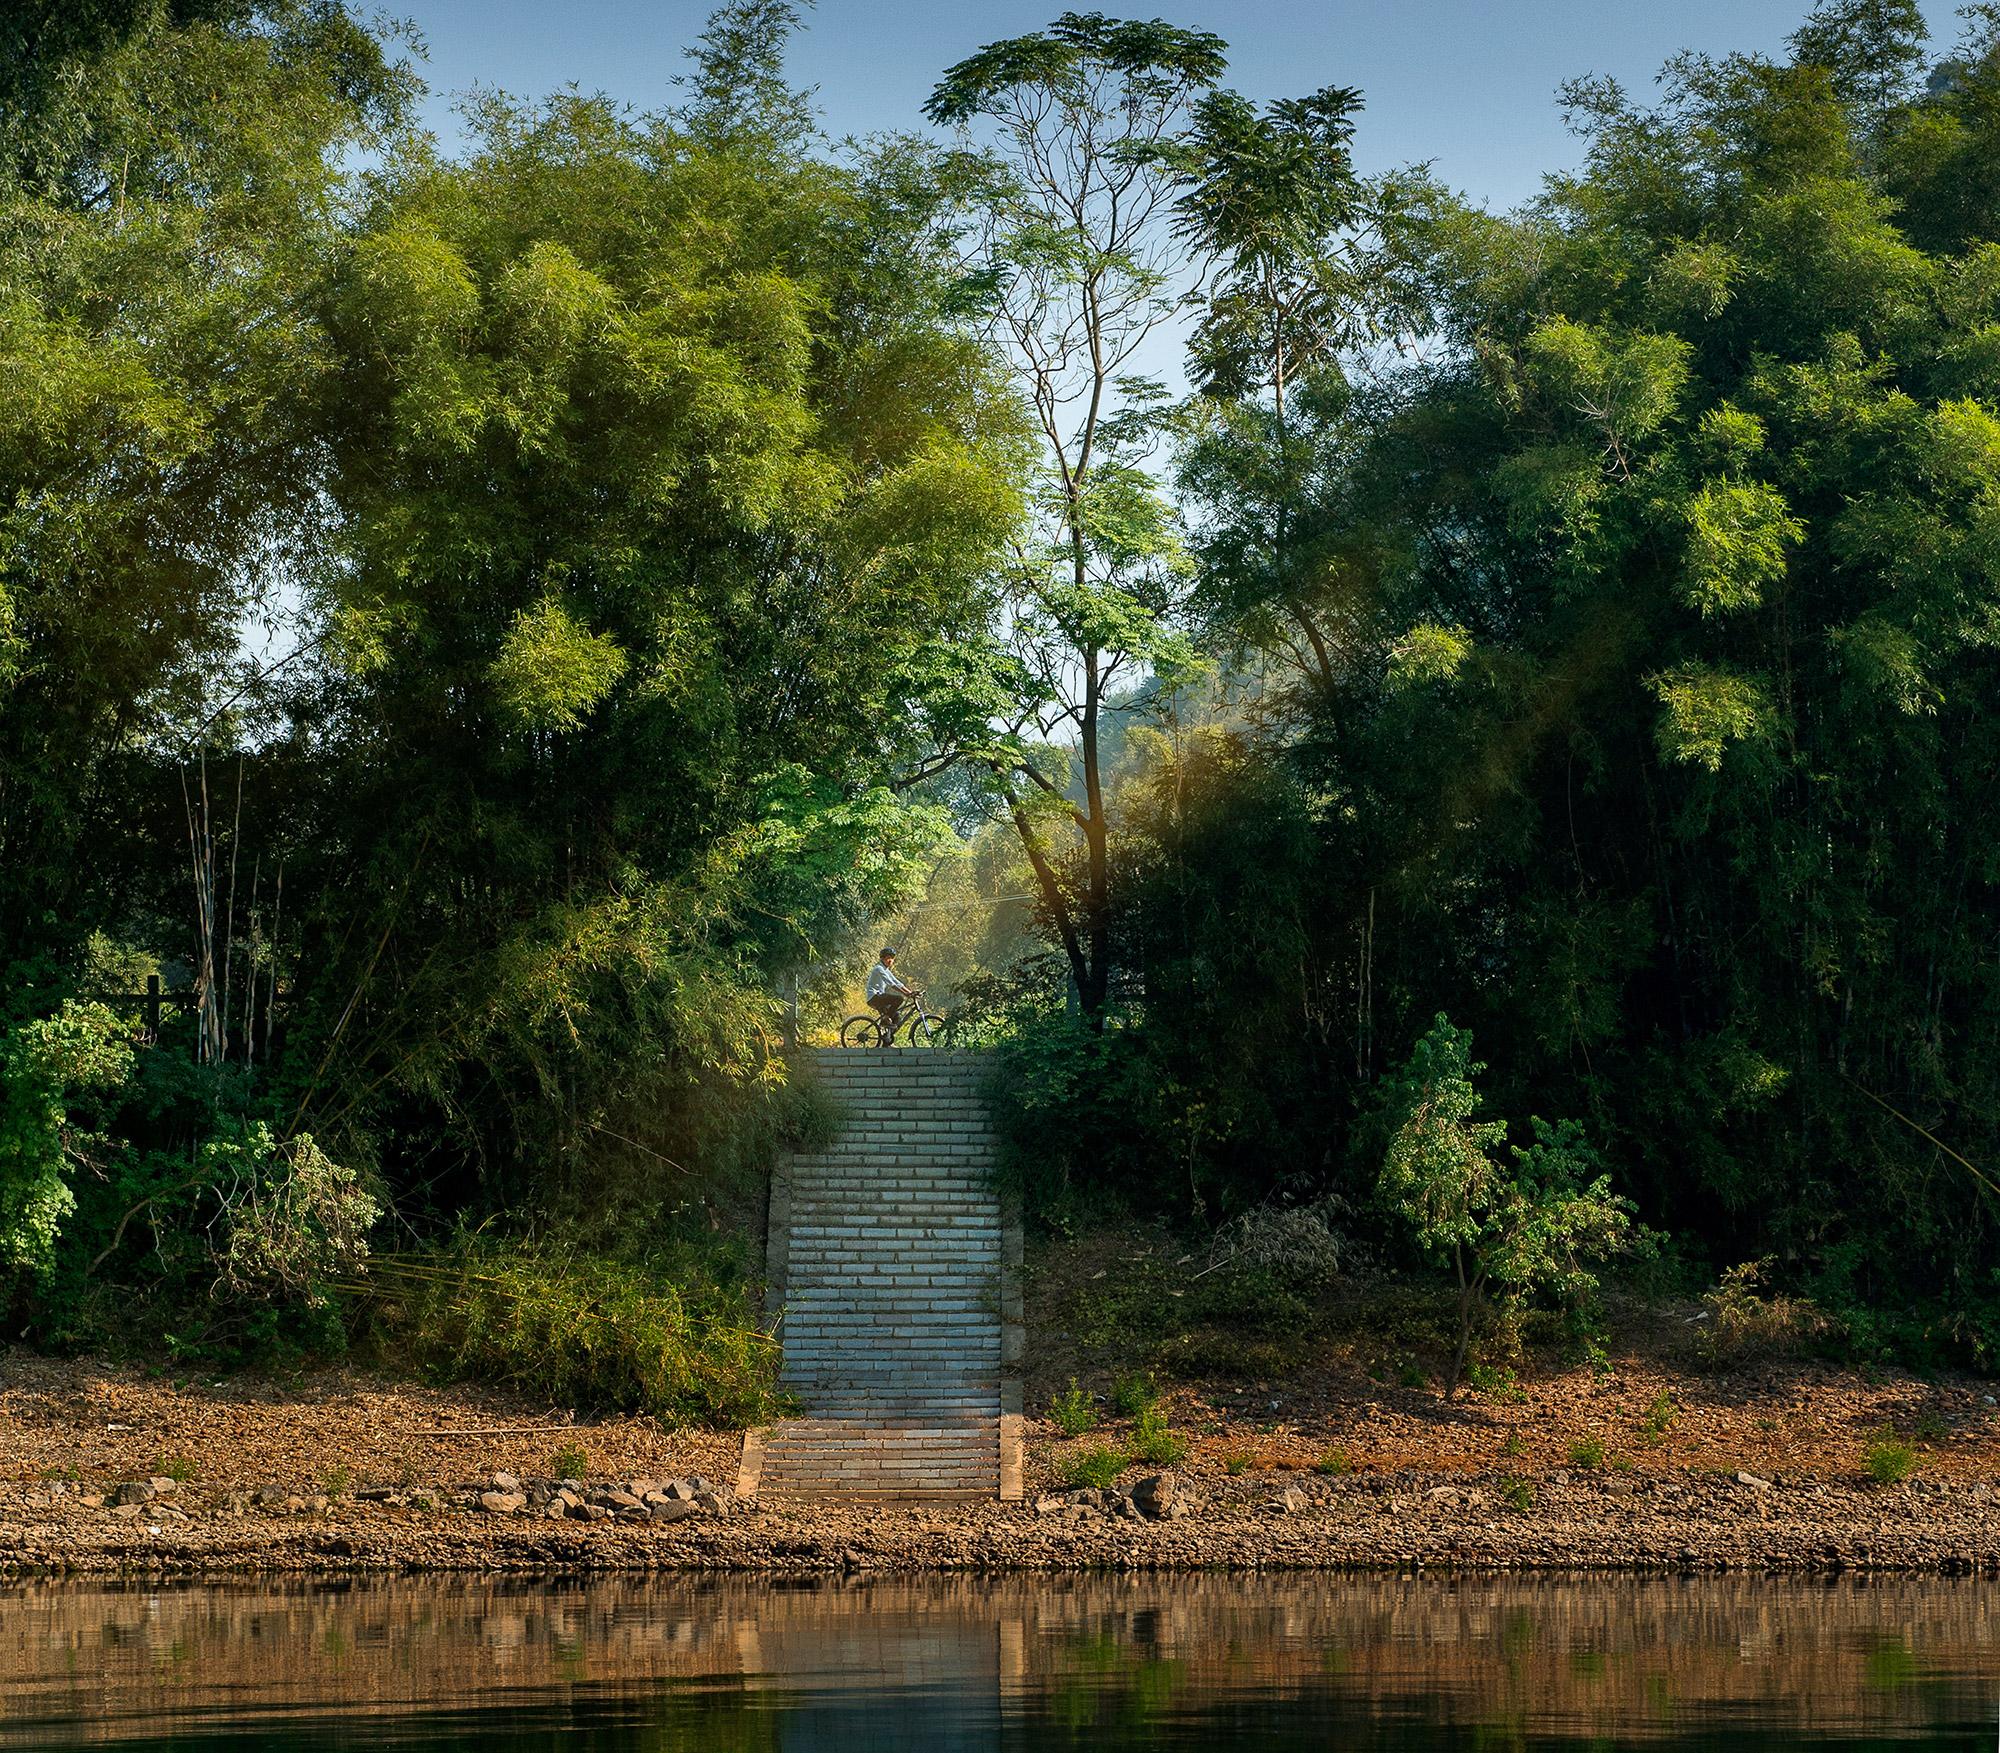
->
<box><xmin>1261</xmin><ymin>1487</ymin><xmax>1307</xmax><ymax>1515</ymax></box>
<box><xmin>1130</xmin><ymin>1474</ymin><xmax>1178</xmax><ymax>1520</ymax></box>
<box><xmin>111</xmin><ymin>1482</ymin><xmax>154</xmax><ymax>1508</ymax></box>
<box><xmin>490</xmin><ymin>1472</ymin><xmax>521</xmax><ymax>1493</ymax></box>
<box><xmin>649</xmin><ymin>1498</ymin><xmax>698</xmax><ymax>1524</ymax></box>
<box><xmin>479</xmin><ymin>1490</ymin><xmax>527</xmax><ymax>1515</ymax></box>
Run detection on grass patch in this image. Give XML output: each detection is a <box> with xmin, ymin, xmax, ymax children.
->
<box><xmin>320</xmin><ymin>1464</ymin><xmax>351</xmax><ymax>1497</ymax></box>
<box><xmin>363</xmin><ymin>1233</ymin><xmax>782</xmax><ymax>1427</ymax></box>
<box><xmin>1049</xmin><ymin>1378</ymin><xmax>1098</xmax><ymax>1437</ymax></box>
<box><xmin>155</xmin><ymin>1453</ymin><xmax>197</xmax><ymax>1484</ymax></box>
<box><xmin>1129</xmin><ymin>1404</ymin><xmax>1187</xmax><ymax>1465</ymax></box>
<box><xmin>1863</xmin><ymin>1429</ymin><xmax>1918</xmax><ymax>1484</ymax></box>
<box><xmin>1223</xmin><ymin>1453</ymin><xmax>1251</xmax><ymax>1477</ymax></box>
<box><xmin>1314</xmin><ymin>1447</ymin><xmax>1352</xmax><ymax>1476</ymax></box>
<box><xmin>1501</xmin><ymin>1475</ymin><xmax>1535</xmax><ymax>1511</ymax></box>
<box><xmin>1568</xmin><ymin>1435</ymin><xmax>1605</xmax><ymax>1470</ymax></box>
<box><xmin>551</xmin><ymin>1443</ymin><xmax>590</xmax><ymax>1480</ymax></box>
<box><xmin>1059</xmin><ymin>1445</ymin><xmax>1129</xmax><ymax>1490</ymax></box>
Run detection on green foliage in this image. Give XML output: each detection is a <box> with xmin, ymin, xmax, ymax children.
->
<box><xmin>1050</xmin><ymin>1378</ymin><xmax>1098</xmax><ymax>1436</ymax></box>
<box><xmin>0</xmin><ymin>1001</ymin><xmax>132</xmax><ymax>1281</ymax></box>
<box><xmin>1057</xmin><ymin>1444</ymin><xmax>1131</xmax><ymax>1490</ymax></box>
<box><xmin>1314</xmin><ymin>1446</ymin><xmax>1352</xmax><ymax>1476</ymax></box>
<box><xmin>1129</xmin><ymin>1404</ymin><xmax>1187</xmax><ymax>1465</ymax></box>
<box><xmin>208</xmin><ymin>1125</ymin><xmax>379</xmax><ymax>1310</ymax></box>
<box><xmin>1863</xmin><ymin>1428</ymin><xmax>1917</xmax><ymax>1483</ymax></box>
<box><xmin>1641</xmin><ymin>1391</ymin><xmax>1678</xmax><ymax>1444</ymax></box>
<box><xmin>365</xmin><ymin>1234</ymin><xmax>782</xmax><ymax>1426</ymax></box>
<box><xmin>1379</xmin><ymin>1017</ymin><xmax>1635</xmax><ymax>1398</ymax></box>
<box><xmin>1568</xmin><ymin>1434</ymin><xmax>1606</xmax><ymax>1469</ymax></box>
<box><xmin>550</xmin><ymin>1443</ymin><xmax>590</xmax><ymax>1480</ymax></box>
<box><xmin>1112</xmin><ymin>1371</ymin><xmax>1162</xmax><ymax>1418</ymax></box>
<box><xmin>156</xmin><ymin>1453</ymin><xmax>198</xmax><ymax>1485</ymax></box>
<box><xmin>1500</xmin><ymin>1476</ymin><xmax>1536</xmax><ymax>1512</ymax></box>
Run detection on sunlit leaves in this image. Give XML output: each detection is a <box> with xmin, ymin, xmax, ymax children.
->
<box><xmin>1681</xmin><ymin>479</ymin><xmax>1804</xmax><ymax>615</ymax></box>
<box><xmin>1648</xmin><ymin>664</ymin><xmax>1773</xmax><ymax>770</ymax></box>
<box><xmin>490</xmin><ymin>597</ymin><xmax>629</xmax><ymax>734</ymax></box>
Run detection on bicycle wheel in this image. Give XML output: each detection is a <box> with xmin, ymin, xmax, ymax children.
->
<box><xmin>902</xmin><ymin>1011</ymin><xmax>951</xmax><ymax>1048</ymax></box>
<box><xmin>840</xmin><ymin>1014</ymin><xmax>886</xmax><ymax>1048</ymax></box>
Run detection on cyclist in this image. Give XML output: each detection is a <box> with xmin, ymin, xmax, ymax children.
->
<box><xmin>865</xmin><ymin>946</ymin><xmax>915</xmax><ymax>1043</ymax></box>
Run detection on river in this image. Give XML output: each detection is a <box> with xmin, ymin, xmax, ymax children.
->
<box><xmin>2</xmin><ymin>1574</ymin><xmax>1996</xmax><ymax>1748</ymax></box>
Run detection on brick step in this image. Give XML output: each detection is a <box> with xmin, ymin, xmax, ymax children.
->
<box><xmin>750</xmin><ymin>1047</ymin><xmax>1016</xmax><ymax>1502</ymax></box>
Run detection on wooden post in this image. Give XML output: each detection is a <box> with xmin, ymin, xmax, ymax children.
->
<box><xmin>145</xmin><ymin>974</ymin><xmax>161</xmax><ymax>1038</ymax></box>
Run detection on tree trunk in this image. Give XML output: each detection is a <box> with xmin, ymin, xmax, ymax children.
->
<box><xmin>1079</xmin><ymin>647</ymin><xmax>1110</xmax><ymax>1022</ymax></box>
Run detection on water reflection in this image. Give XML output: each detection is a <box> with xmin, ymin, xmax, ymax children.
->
<box><xmin>1</xmin><ymin>1574</ymin><xmax>1996</xmax><ymax>1749</ymax></box>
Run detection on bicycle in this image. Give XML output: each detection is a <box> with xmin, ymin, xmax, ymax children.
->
<box><xmin>840</xmin><ymin>987</ymin><xmax>950</xmax><ymax>1048</ymax></box>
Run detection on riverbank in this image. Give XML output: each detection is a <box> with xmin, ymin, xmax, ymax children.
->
<box><xmin>6</xmin><ymin>1349</ymin><xmax>2000</xmax><ymax>1577</ymax></box>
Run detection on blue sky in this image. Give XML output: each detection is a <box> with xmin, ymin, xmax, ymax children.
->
<box><xmin>402</xmin><ymin>0</ymin><xmax>1957</xmax><ymax>211</ymax></box>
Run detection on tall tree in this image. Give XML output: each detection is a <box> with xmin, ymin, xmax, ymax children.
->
<box><xmin>925</xmin><ymin>13</ymin><xmax>1226</xmax><ymax>1018</ymax></box>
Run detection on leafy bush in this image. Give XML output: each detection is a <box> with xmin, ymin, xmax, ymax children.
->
<box><xmin>1050</xmin><ymin>1378</ymin><xmax>1098</xmax><ymax>1436</ymax></box>
<box><xmin>209</xmin><ymin>1125</ymin><xmax>379</xmax><ymax>1309</ymax></box>
<box><xmin>1501</xmin><ymin>1475</ymin><xmax>1535</xmax><ymax>1511</ymax></box>
<box><xmin>1568</xmin><ymin>1435</ymin><xmax>1605</xmax><ymax>1469</ymax></box>
<box><xmin>1111</xmin><ymin>1370</ymin><xmax>1161</xmax><ymax>1417</ymax></box>
<box><xmin>0</xmin><ymin>1001</ymin><xmax>132</xmax><ymax>1281</ymax></box>
<box><xmin>1641</xmin><ymin>1390</ymin><xmax>1677</xmax><ymax>1444</ymax></box>
<box><xmin>550</xmin><ymin>1443</ymin><xmax>590</xmax><ymax>1480</ymax></box>
<box><xmin>1378</xmin><ymin>1016</ymin><xmax>1635</xmax><ymax>1398</ymax></box>
<box><xmin>1058</xmin><ymin>1444</ymin><xmax>1129</xmax><ymax>1490</ymax></box>
<box><xmin>1129</xmin><ymin>1404</ymin><xmax>1186</xmax><ymax>1465</ymax></box>
<box><xmin>1863</xmin><ymin>1429</ymin><xmax>1917</xmax><ymax>1484</ymax></box>
<box><xmin>1315</xmin><ymin>1447</ymin><xmax>1352</xmax><ymax>1476</ymax></box>
<box><xmin>365</xmin><ymin>1234</ymin><xmax>782</xmax><ymax>1427</ymax></box>
<box><xmin>1697</xmin><ymin>1259</ymin><xmax>1840</xmax><ymax>1369</ymax></box>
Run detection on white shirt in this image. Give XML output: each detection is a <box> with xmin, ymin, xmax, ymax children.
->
<box><xmin>866</xmin><ymin>962</ymin><xmax>911</xmax><ymax>999</ymax></box>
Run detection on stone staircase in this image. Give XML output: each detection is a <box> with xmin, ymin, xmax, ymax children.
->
<box><xmin>740</xmin><ymin>1048</ymin><xmax>1023</xmax><ymax>1502</ymax></box>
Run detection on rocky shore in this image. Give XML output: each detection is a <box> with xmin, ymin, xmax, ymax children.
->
<box><xmin>5</xmin><ymin>1459</ymin><xmax>1998</xmax><ymax>1578</ymax></box>
<box><xmin>8</xmin><ymin>1348</ymin><xmax>2000</xmax><ymax>1580</ymax></box>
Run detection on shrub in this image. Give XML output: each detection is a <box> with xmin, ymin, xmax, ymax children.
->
<box><xmin>1112</xmin><ymin>1370</ymin><xmax>1161</xmax><ymax>1417</ymax></box>
<box><xmin>1209</xmin><ymin>1195</ymin><xmax>1349</xmax><ymax>1292</ymax></box>
<box><xmin>1315</xmin><ymin>1447</ymin><xmax>1352</xmax><ymax>1476</ymax></box>
<box><xmin>1049</xmin><ymin>1378</ymin><xmax>1098</xmax><ymax>1436</ymax></box>
<box><xmin>1697</xmin><ymin>1259</ymin><xmax>1839</xmax><ymax>1369</ymax></box>
<box><xmin>210</xmin><ymin>1125</ymin><xmax>379</xmax><ymax>1310</ymax></box>
<box><xmin>1501</xmin><ymin>1475</ymin><xmax>1535</xmax><ymax>1511</ymax></box>
<box><xmin>1569</xmin><ymin>1435</ymin><xmax>1605</xmax><ymax>1469</ymax></box>
<box><xmin>156</xmin><ymin>1453</ymin><xmax>197</xmax><ymax>1484</ymax></box>
<box><xmin>0</xmin><ymin>1000</ymin><xmax>132</xmax><ymax>1281</ymax></box>
<box><xmin>1641</xmin><ymin>1390</ymin><xmax>1677</xmax><ymax>1444</ymax></box>
<box><xmin>1378</xmin><ymin>1017</ymin><xmax>1635</xmax><ymax>1399</ymax></box>
<box><xmin>320</xmin><ymin>1464</ymin><xmax>352</xmax><ymax>1497</ymax></box>
<box><xmin>1059</xmin><ymin>1445</ymin><xmax>1129</xmax><ymax>1490</ymax></box>
<box><xmin>1863</xmin><ymin>1429</ymin><xmax>1917</xmax><ymax>1484</ymax></box>
<box><xmin>550</xmin><ymin>1443</ymin><xmax>590</xmax><ymax>1480</ymax></box>
<box><xmin>365</xmin><ymin>1234</ymin><xmax>782</xmax><ymax>1426</ymax></box>
<box><xmin>1130</xmin><ymin>1404</ymin><xmax>1187</xmax><ymax>1465</ymax></box>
